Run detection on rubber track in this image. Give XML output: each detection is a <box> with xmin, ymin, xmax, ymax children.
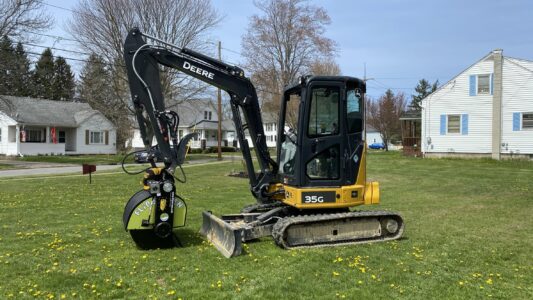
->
<box><xmin>271</xmin><ymin>210</ymin><xmax>404</xmax><ymax>250</ymax></box>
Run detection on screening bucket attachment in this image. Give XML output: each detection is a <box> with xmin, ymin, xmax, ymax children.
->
<box><xmin>200</xmin><ymin>211</ymin><xmax>243</xmax><ymax>258</ymax></box>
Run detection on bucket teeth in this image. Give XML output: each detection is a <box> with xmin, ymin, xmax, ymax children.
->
<box><xmin>199</xmin><ymin>211</ymin><xmax>243</xmax><ymax>258</ymax></box>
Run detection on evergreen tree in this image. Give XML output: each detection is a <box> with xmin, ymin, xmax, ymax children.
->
<box><xmin>410</xmin><ymin>79</ymin><xmax>439</xmax><ymax>111</ymax></box>
<box><xmin>32</xmin><ymin>48</ymin><xmax>55</xmax><ymax>99</ymax></box>
<box><xmin>79</xmin><ymin>53</ymin><xmax>131</xmax><ymax>151</ymax></box>
<box><xmin>12</xmin><ymin>42</ymin><xmax>33</xmax><ymax>97</ymax></box>
<box><xmin>52</xmin><ymin>56</ymin><xmax>75</xmax><ymax>100</ymax></box>
<box><xmin>0</xmin><ymin>36</ymin><xmax>16</xmax><ymax>95</ymax></box>
<box><xmin>79</xmin><ymin>53</ymin><xmax>112</xmax><ymax>107</ymax></box>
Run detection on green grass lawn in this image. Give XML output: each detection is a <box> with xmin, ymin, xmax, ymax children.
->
<box><xmin>0</xmin><ymin>153</ymin><xmax>531</xmax><ymax>299</ymax></box>
<box><xmin>0</xmin><ymin>164</ymin><xmax>14</xmax><ymax>170</ymax></box>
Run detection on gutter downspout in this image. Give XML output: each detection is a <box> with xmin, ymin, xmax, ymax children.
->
<box><xmin>491</xmin><ymin>49</ymin><xmax>503</xmax><ymax>160</ymax></box>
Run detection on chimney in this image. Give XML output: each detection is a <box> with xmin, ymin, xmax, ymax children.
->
<box><xmin>491</xmin><ymin>49</ymin><xmax>503</xmax><ymax>160</ymax></box>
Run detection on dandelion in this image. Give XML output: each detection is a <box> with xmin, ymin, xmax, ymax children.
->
<box><xmin>486</xmin><ymin>278</ymin><xmax>493</xmax><ymax>285</ymax></box>
<box><xmin>167</xmin><ymin>290</ymin><xmax>176</xmax><ymax>295</ymax></box>
<box><xmin>332</xmin><ymin>271</ymin><xmax>340</xmax><ymax>276</ymax></box>
<box><xmin>358</xmin><ymin>280</ymin><xmax>363</xmax><ymax>284</ymax></box>
<box><xmin>459</xmin><ymin>281</ymin><xmax>464</xmax><ymax>286</ymax></box>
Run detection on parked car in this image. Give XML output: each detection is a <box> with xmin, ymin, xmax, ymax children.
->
<box><xmin>134</xmin><ymin>147</ymin><xmax>165</xmax><ymax>163</ymax></box>
<box><xmin>368</xmin><ymin>143</ymin><xmax>385</xmax><ymax>150</ymax></box>
<box><xmin>133</xmin><ymin>150</ymin><xmax>151</xmax><ymax>163</ymax></box>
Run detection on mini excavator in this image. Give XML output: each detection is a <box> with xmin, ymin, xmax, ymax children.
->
<box><xmin>122</xmin><ymin>28</ymin><xmax>404</xmax><ymax>257</ymax></box>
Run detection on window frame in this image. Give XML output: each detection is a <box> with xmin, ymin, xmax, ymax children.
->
<box><xmin>90</xmin><ymin>131</ymin><xmax>104</xmax><ymax>144</ymax></box>
<box><xmin>522</xmin><ymin>112</ymin><xmax>533</xmax><ymax>130</ymax></box>
<box><xmin>477</xmin><ymin>74</ymin><xmax>490</xmax><ymax>95</ymax></box>
<box><xmin>447</xmin><ymin>114</ymin><xmax>461</xmax><ymax>134</ymax></box>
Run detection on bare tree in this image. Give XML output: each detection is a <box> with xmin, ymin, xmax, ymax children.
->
<box><xmin>0</xmin><ymin>0</ymin><xmax>53</xmax><ymax>40</ymax></box>
<box><xmin>308</xmin><ymin>59</ymin><xmax>341</xmax><ymax>76</ymax></box>
<box><xmin>242</xmin><ymin>0</ymin><xmax>336</xmax><ymax>117</ymax></box>
<box><xmin>367</xmin><ymin>89</ymin><xmax>407</xmax><ymax>151</ymax></box>
<box><xmin>69</xmin><ymin>0</ymin><xmax>220</xmax><ymax>108</ymax></box>
<box><xmin>69</xmin><ymin>0</ymin><xmax>220</xmax><ymax>148</ymax></box>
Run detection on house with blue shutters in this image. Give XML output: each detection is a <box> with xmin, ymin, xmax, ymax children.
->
<box><xmin>420</xmin><ymin>49</ymin><xmax>533</xmax><ymax>159</ymax></box>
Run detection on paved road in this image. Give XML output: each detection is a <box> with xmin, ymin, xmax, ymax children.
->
<box><xmin>0</xmin><ymin>158</ymin><xmax>228</xmax><ymax>178</ymax></box>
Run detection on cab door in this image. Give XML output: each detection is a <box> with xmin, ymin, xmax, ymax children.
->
<box><xmin>300</xmin><ymin>82</ymin><xmax>345</xmax><ymax>187</ymax></box>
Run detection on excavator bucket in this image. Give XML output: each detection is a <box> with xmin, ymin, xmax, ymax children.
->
<box><xmin>200</xmin><ymin>211</ymin><xmax>243</xmax><ymax>258</ymax></box>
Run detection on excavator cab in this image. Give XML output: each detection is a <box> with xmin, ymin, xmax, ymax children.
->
<box><xmin>278</xmin><ymin>76</ymin><xmax>365</xmax><ymax>189</ymax></box>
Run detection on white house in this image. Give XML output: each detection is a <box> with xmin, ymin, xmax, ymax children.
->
<box><xmin>0</xmin><ymin>96</ymin><xmax>117</xmax><ymax>156</ymax></box>
<box><xmin>128</xmin><ymin>99</ymin><xmax>236</xmax><ymax>149</ymax></box>
<box><xmin>421</xmin><ymin>50</ymin><xmax>533</xmax><ymax>159</ymax></box>
<box><xmin>366</xmin><ymin>125</ymin><xmax>383</xmax><ymax>145</ymax></box>
<box><xmin>261</xmin><ymin>113</ymin><xmax>278</xmax><ymax>148</ymax></box>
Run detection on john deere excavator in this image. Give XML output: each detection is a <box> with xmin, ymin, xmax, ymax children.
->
<box><xmin>122</xmin><ymin>28</ymin><xmax>404</xmax><ymax>257</ymax></box>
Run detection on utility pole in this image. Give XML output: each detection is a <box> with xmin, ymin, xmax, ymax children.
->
<box><xmin>217</xmin><ymin>41</ymin><xmax>222</xmax><ymax>161</ymax></box>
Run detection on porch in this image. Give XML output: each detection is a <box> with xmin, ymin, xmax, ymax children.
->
<box><xmin>400</xmin><ymin>111</ymin><xmax>422</xmax><ymax>157</ymax></box>
<box><xmin>7</xmin><ymin>125</ymin><xmax>77</xmax><ymax>155</ymax></box>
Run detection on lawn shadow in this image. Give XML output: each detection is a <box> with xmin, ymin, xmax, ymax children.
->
<box><xmin>175</xmin><ymin>228</ymin><xmax>205</xmax><ymax>247</ymax></box>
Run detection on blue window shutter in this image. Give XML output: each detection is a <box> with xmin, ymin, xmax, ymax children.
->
<box><xmin>440</xmin><ymin>115</ymin><xmax>446</xmax><ymax>135</ymax></box>
<box><xmin>462</xmin><ymin>114</ymin><xmax>469</xmax><ymax>135</ymax></box>
<box><xmin>490</xmin><ymin>73</ymin><xmax>494</xmax><ymax>95</ymax></box>
<box><xmin>469</xmin><ymin>75</ymin><xmax>476</xmax><ymax>96</ymax></box>
<box><xmin>513</xmin><ymin>113</ymin><xmax>521</xmax><ymax>131</ymax></box>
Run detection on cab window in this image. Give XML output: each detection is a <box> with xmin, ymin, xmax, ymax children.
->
<box><xmin>307</xmin><ymin>87</ymin><xmax>340</xmax><ymax>137</ymax></box>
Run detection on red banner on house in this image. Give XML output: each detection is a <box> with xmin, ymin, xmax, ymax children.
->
<box><xmin>51</xmin><ymin>127</ymin><xmax>57</xmax><ymax>144</ymax></box>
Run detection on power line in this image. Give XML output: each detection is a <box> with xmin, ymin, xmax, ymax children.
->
<box><xmin>21</xmin><ymin>42</ymin><xmax>91</xmax><ymax>56</ymax></box>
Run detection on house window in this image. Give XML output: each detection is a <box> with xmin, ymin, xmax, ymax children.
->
<box><xmin>58</xmin><ymin>131</ymin><xmax>66</xmax><ymax>143</ymax></box>
<box><xmin>90</xmin><ymin>131</ymin><xmax>104</xmax><ymax>144</ymax></box>
<box><xmin>204</xmin><ymin>111</ymin><xmax>208</xmax><ymax>120</ymax></box>
<box><xmin>178</xmin><ymin>130</ymin><xmax>183</xmax><ymax>139</ymax></box>
<box><xmin>477</xmin><ymin>74</ymin><xmax>490</xmax><ymax>94</ymax></box>
<box><xmin>523</xmin><ymin>113</ymin><xmax>533</xmax><ymax>129</ymax></box>
<box><xmin>27</xmin><ymin>129</ymin><xmax>44</xmax><ymax>142</ymax></box>
<box><xmin>209</xmin><ymin>111</ymin><xmax>212</xmax><ymax>120</ymax></box>
<box><xmin>447</xmin><ymin>115</ymin><xmax>461</xmax><ymax>134</ymax></box>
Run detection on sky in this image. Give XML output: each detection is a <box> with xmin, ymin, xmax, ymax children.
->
<box><xmin>36</xmin><ymin>0</ymin><xmax>533</xmax><ymax>99</ymax></box>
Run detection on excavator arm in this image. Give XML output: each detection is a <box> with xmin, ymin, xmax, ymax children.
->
<box><xmin>124</xmin><ymin>28</ymin><xmax>277</xmax><ymax>201</ymax></box>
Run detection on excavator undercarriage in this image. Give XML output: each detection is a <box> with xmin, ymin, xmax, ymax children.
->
<box><xmin>201</xmin><ymin>204</ymin><xmax>404</xmax><ymax>257</ymax></box>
